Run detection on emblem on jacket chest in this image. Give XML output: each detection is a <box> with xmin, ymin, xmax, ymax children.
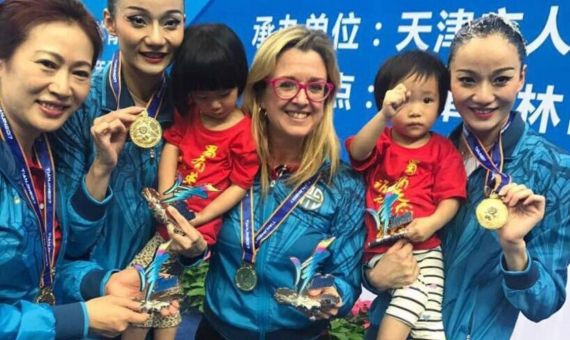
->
<box><xmin>299</xmin><ymin>186</ymin><xmax>323</xmax><ymax>210</ymax></box>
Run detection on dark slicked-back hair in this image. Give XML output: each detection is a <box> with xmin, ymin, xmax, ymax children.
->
<box><xmin>0</xmin><ymin>0</ymin><xmax>102</xmax><ymax>69</ymax></box>
<box><xmin>448</xmin><ymin>13</ymin><xmax>526</xmax><ymax>68</ymax></box>
<box><xmin>107</xmin><ymin>0</ymin><xmax>118</xmax><ymax>16</ymax></box>
<box><xmin>374</xmin><ymin>50</ymin><xmax>449</xmax><ymax>114</ymax></box>
<box><xmin>171</xmin><ymin>23</ymin><xmax>248</xmax><ymax>116</ymax></box>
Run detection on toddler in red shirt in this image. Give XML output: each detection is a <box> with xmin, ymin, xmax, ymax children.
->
<box><xmin>346</xmin><ymin>50</ymin><xmax>466</xmax><ymax>340</ymax></box>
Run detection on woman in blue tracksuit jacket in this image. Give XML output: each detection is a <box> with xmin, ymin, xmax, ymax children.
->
<box><xmin>163</xmin><ymin>26</ymin><xmax>366</xmax><ymax>339</ymax></box>
<box><xmin>51</xmin><ymin>0</ymin><xmax>185</xmax><ymax>270</ymax></box>
<box><xmin>0</xmin><ymin>0</ymin><xmax>151</xmax><ymax>338</ymax></box>
<box><xmin>364</xmin><ymin>14</ymin><xmax>570</xmax><ymax>340</ymax></box>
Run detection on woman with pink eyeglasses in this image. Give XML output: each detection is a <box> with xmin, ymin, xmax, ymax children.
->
<box><xmin>169</xmin><ymin>26</ymin><xmax>366</xmax><ymax>340</ymax></box>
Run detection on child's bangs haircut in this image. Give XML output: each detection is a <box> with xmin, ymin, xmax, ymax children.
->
<box><xmin>171</xmin><ymin>23</ymin><xmax>248</xmax><ymax>115</ymax></box>
<box><xmin>374</xmin><ymin>50</ymin><xmax>449</xmax><ymax>114</ymax></box>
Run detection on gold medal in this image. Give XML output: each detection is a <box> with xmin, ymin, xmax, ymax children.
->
<box><xmin>235</xmin><ymin>263</ymin><xmax>257</xmax><ymax>292</ymax></box>
<box><xmin>129</xmin><ymin>110</ymin><xmax>162</xmax><ymax>149</ymax></box>
<box><xmin>476</xmin><ymin>193</ymin><xmax>508</xmax><ymax>229</ymax></box>
<box><xmin>36</xmin><ymin>287</ymin><xmax>56</xmax><ymax>305</ymax></box>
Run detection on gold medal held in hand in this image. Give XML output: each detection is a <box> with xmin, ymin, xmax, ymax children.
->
<box><xmin>476</xmin><ymin>193</ymin><xmax>508</xmax><ymax>229</ymax></box>
<box><xmin>130</xmin><ymin>110</ymin><xmax>162</xmax><ymax>149</ymax></box>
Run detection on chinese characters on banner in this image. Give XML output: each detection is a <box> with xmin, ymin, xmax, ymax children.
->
<box><xmin>86</xmin><ymin>1</ymin><xmax>570</xmax><ymax>152</ymax></box>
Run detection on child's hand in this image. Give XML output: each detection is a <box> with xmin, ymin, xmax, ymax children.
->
<box><xmin>382</xmin><ymin>83</ymin><xmax>411</xmax><ymax>120</ymax></box>
<box><xmin>189</xmin><ymin>212</ymin><xmax>205</xmax><ymax>227</ymax></box>
<box><xmin>405</xmin><ymin>217</ymin><xmax>437</xmax><ymax>243</ymax></box>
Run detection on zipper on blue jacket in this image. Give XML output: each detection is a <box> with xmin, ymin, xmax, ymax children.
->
<box><xmin>258</xmin><ymin>194</ymin><xmax>271</xmax><ymax>339</ymax></box>
<box><xmin>466</xmin><ymin>285</ymin><xmax>478</xmax><ymax>340</ymax></box>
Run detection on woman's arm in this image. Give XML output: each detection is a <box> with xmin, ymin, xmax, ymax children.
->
<box><xmin>86</xmin><ymin>106</ymin><xmax>143</xmax><ymax>200</ymax></box>
<box><xmin>363</xmin><ymin>239</ymin><xmax>419</xmax><ymax>292</ymax></box>
<box><xmin>53</xmin><ymin>102</ymin><xmax>142</xmax><ymax>258</ymax></box>
<box><xmin>319</xmin><ymin>169</ymin><xmax>367</xmax><ymax>316</ymax></box>
<box><xmin>499</xmin><ymin>148</ymin><xmax>570</xmax><ymax>321</ymax></box>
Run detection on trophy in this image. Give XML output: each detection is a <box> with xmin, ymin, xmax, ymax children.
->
<box><xmin>137</xmin><ymin>177</ymin><xmax>219</xmax><ymax>312</ymax></box>
<box><xmin>142</xmin><ymin>176</ymin><xmax>220</xmax><ymax>228</ymax></box>
<box><xmin>274</xmin><ymin>237</ymin><xmax>341</xmax><ymax>319</ymax></box>
<box><xmin>366</xmin><ymin>191</ymin><xmax>413</xmax><ymax>248</ymax></box>
<box><xmin>133</xmin><ymin>242</ymin><xmax>184</xmax><ymax>313</ymax></box>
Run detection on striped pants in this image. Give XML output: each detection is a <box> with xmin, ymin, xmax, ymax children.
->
<box><xmin>370</xmin><ymin>247</ymin><xmax>445</xmax><ymax>340</ymax></box>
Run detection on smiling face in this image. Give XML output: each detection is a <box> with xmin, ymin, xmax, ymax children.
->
<box><xmin>104</xmin><ymin>0</ymin><xmax>184</xmax><ymax>79</ymax></box>
<box><xmin>449</xmin><ymin>33</ymin><xmax>525</xmax><ymax>145</ymax></box>
<box><xmin>391</xmin><ymin>74</ymin><xmax>440</xmax><ymax>148</ymax></box>
<box><xmin>0</xmin><ymin>21</ymin><xmax>93</xmax><ymax>140</ymax></box>
<box><xmin>262</xmin><ymin>48</ymin><xmax>328</xmax><ymax>145</ymax></box>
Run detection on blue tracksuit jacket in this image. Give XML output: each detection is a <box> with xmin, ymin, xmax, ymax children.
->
<box><xmin>51</xmin><ymin>63</ymin><xmax>174</xmax><ymax>270</ymax></box>
<box><xmin>366</xmin><ymin>113</ymin><xmax>570</xmax><ymax>340</ymax></box>
<box><xmin>204</xmin><ymin>163</ymin><xmax>366</xmax><ymax>339</ymax></box>
<box><xmin>0</xmin><ymin>138</ymin><xmax>112</xmax><ymax>339</ymax></box>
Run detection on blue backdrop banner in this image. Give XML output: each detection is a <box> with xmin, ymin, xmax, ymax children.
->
<box><xmin>76</xmin><ymin>1</ymin><xmax>570</xmax><ymax>339</ymax></box>
<box><xmin>83</xmin><ymin>0</ymin><xmax>569</xmax><ymax>155</ymax></box>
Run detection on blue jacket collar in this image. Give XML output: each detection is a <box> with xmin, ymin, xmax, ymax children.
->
<box><xmin>450</xmin><ymin>111</ymin><xmax>525</xmax><ymax>160</ymax></box>
<box><xmin>0</xmin><ymin>139</ymin><xmax>33</xmax><ymax>203</ymax></box>
<box><xmin>0</xmin><ymin>140</ymin><xmax>19</xmax><ymax>180</ymax></box>
<box><xmin>101</xmin><ymin>63</ymin><xmax>174</xmax><ymax>124</ymax></box>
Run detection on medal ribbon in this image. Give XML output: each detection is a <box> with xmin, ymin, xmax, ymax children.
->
<box><xmin>108</xmin><ymin>51</ymin><xmax>167</xmax><ymax>118</ymax></box>
<box><xmin>240</xmin><ymin>173</ymin><xmax>321</xmax><ymax>265</ymax></box>
<box><xmin>0</xmin><ymin>107</ymin><xmax>56</xmax><ymax>290</ymax></box>
<box><xmin>462</xmin><ymin>112</ymin><xmax>515</xmax><ymax>194</ymax></box>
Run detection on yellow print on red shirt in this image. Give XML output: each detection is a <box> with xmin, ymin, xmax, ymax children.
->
<box><xmin>373</xmin><ymin>177</ymin><xmax>411</xmax><ymax>215</ymax></box>
<box><xmin>372</xmin><ymin>159</ymin><xmax>420</xmax><ymax>213</ymax></box>
<box><xmin>404</xmin><ymin>160</ymin><xmax>419</xmax><ymax>176</ymax></box>
<box><xmin>183</xmin><ymin>145</ymin><xmax>218</xmax><ymax>185</ymax></box>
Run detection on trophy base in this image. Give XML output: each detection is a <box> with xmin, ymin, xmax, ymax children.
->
<box><xmin>141</xmin><ymin>276</ymin><xmax>184</xmax><ymax>313</ymax></box>
<box><xmin>140</xmin><ymin>300</ymin><xmax>172</xmax><ymax>313</ymax></box>
<box><xmin>274</xmin><ymin>288</ymin><xmax>340</xmax><ymax>317</ymax></box>
<box><xmin>368</xmin><ymin>212</ymin><xmax>413</xmax><ymax>248</ymax></box>
<box><xmin>367</xmin><ymin>228</ymin><xmax>409</xmax><ymax>248</ymax></box>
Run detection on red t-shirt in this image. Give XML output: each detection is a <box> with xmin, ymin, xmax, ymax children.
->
<box><xmin>159</xmin><ymin>108</ymin><xmax>259</xmax><ymax>244</ymax></box>
<box><xmin>347</xmin><ymin>128</ymin><xmax>466</xmax><ymax>259</ymax></box>
<box><xmin>28</xmin><ymin>156</ymin><xmax>62</xmax><ymax>260</ymax></box>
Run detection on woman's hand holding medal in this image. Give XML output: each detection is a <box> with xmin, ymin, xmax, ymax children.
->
<box><xmin>86</xmin><ymin>106</ymin><xmax>145</xmax><ymax>200</ymax></box>
<box><xmin>91</xmin><ymin>106</ymin><xmax>145</xmax><ymax>171</ymax></box>
<box><xmin>495</xmin><ymin>183</ymin><xmax>546</xmax><ymax>270</ymax></box>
